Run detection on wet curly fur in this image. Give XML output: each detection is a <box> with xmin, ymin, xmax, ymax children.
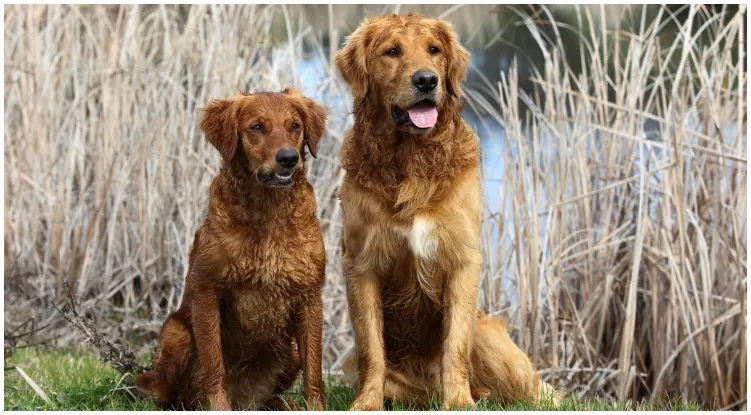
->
<box><xmin>135</xmin><ymin>89</ymin><xmax>327</xmax><ymax>410</ymax></box>
<box><xmin>335</xmin><ymin>14</ymin><xmax>563</xmax><ymax>410</ymax></box>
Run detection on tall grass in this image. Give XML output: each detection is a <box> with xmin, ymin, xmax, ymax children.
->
<box><xmin>478</xmin><ymin>6</ymin><xmax>747</xmax><ymax>408</ymax></box>
<box><xmin>4</xmin><ymin>4</ymin><xmax>746</xmax><ymax>409</ymax></box>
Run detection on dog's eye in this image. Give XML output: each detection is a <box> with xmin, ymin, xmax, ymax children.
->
<box><xmin>385</xmin><ymin>47</ymin><xmax>401</xmax><ymax>57</ymax></box>
<box><xmin>291</xmin><ymin>122</ymin><xmax>301</xmax><ymax>131</ymax></box>
<box><xmin>249</xmin><ymin>123</ymin><xmax>263</xmax><ymax>132</ymax></box>
<box><xmin>429</xmin><ymin>46</ymin><xmax>440</xmax><ymax>55</ymax></box>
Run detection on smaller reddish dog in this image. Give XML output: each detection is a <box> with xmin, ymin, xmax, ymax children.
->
<box><xmin>136</xmin><ymin>89</ymin><xmax>327</xmax><ymax>410</ymax></box>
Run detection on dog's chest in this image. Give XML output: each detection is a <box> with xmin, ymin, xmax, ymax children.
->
<box><xmin>224</xmin><ymin>285</ymin><xmax>295</xmax><ymax>338</ymax></box>
<box><xmin>388</xmin><ymin>216</ymin><xmax>445</xmax><ymax>302</ymax></box>
<box><xmin>393</xmin><ymin>216</ymin><xmax>439</xmax><ymax>261</ymax></box>
<box><xmin>218</xmin><ymin>230</ymin><xmax>320</xmax><ymax>338</ymax></box>
<box><xmin>223</xmin><ymin>229</ymin><xmax>321</xmax><ymax>286</ymax></box>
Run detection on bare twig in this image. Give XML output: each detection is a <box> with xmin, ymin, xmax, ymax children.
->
<box><xmin>4</xmin><ymin>318</ymin><xmax>56</xmax><ymax>363</ymax></box>
<box><xmin>52</xmin><ymin>281</ymin><xmax>147</xmax><ymax>376</ymax></box>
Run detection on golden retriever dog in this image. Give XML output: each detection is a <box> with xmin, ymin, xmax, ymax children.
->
<box><xmin>136</xmin><ymin>89</ymin><xmax>327</xmax><ymax>410</ymax></box>
<box><xmin>334</xmin><ymin>14</ymin><xmax>562</xmax><ymax>410</ymax></box>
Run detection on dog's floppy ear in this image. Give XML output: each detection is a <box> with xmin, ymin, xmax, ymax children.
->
<box><xmin>334</xmin><ymin>21</ymin><xmax>372</xmax><ymax>99</ymax></box>
<box><xmin>284</xmin><ymin>88</ymin><xmax>327</xmax><ymax>158</ymax></box>
<box><xmin>301</xmin><ymin>97</ymin><xmax>327</xmax><ymax>158</ymax></box>
<box><xmin>200</xmin><ymin>98</ymin><xmax>238</xmax><ymax>163</ymax></box>
<box><xmin>433</xmin><ymin>20</ymin><xmax>469</xmax><ymax>98</ymax></box>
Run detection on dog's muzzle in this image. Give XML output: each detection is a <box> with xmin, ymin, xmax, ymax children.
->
<box><xmin>257</xmin><ymin>169</ymin><xmax>295</xmax><ymax>188</ymax></box>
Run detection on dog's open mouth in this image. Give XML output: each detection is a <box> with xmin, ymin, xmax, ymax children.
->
<box><xmin>258</xmin><ymin>170</ymin><xmax>295</xmax><ymax>188</ymax></box>
<box><xmin>392</xmin><ymin>99</ymin><xmax>438</xmax><ymax>130</ymax></box>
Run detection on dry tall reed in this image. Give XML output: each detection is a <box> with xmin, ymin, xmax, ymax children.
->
<box><xmin>3</xmin><ymin>4</ymin><xmax>746</xmax><ymax>408</ymax></box>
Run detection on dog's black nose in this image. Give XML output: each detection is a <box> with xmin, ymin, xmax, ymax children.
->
<box><xmin>412</xmin><ymin>70</ymin><xmax>438</xmax><ymax>92</ymax></box>
<box><xmin>275</xmin><ymin>148</ymin><xmax>299</xmax><ymax>168</ymax></box>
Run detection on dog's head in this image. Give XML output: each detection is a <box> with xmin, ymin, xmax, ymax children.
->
<box><xmin>335</xmin><ymin>13</ymin><xmax>469</xmax><ymax>135</ymax></box>
<box><xmin>199</xmin><ymin>89</ymin><xmax>326</xmax><ymax>188</ymax></box>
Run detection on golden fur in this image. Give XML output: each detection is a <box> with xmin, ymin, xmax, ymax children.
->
<box><xmin>335</xmin><ymin>14</ymin><xmax>562</xmax><ymax>409</ymax></box>
<box><xmin>135</xmin><ymin>89</ymin><xmax>327</xmax><ymax>410</ymax></box>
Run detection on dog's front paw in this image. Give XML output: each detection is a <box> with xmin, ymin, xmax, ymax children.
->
<box><xmin>306</xmin><ymin>396</ymin><xmax>326</xmax><ymax>411</ymax></box>
<box><xmin>208</xmin><ymin>391</ymin><xmax>232</xmax><ymax>411</ymax></box>
<box><xmin>267</xmin><ymin>398</ymin><xmax>304</xmax><ymax>411</ymax></box>
<box><xmin>442</xmin><ymin>390</ymin><xmax>475</xmax><ymax>410</ymax></box>
<box><xmin>349</xmin><ymin>390</ymin><xmax>384</xmax><ymax>411</ymax></box>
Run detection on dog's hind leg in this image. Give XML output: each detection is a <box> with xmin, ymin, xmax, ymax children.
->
<box><xmin>135</xmin><ymin>371</ymin><xmax>171</xmax><ymax>408</ymax></box>
<box><xmin>343</xmin><ymin>352</ymin><xmax>433</xmax><ymax>408</ymax></box>
<box><xmin>469</xmin><ymin>312</ymin><xmax>563</xmax><ymax>406</ymax></box>
<box><xmin>383</xmin><ymin>368</ymin><xmax>433</xmax><ymax>408</ymax></box>
<box><xmin>138</xmin><ymin>313</ymin><xmax>197</xmax><ymax>409</ymax></box>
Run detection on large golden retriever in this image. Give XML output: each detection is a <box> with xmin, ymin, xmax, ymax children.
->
<box><xmin>334</xmin><ymin>14</ymin><xmax>562</xmax><ymax>410</ymax></box>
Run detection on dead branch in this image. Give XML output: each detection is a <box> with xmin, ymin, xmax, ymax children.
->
<box><xmin>4</xmin><ymin>318</ymin><xmax>58</xmax><ymax>365</ymax></box>
<box><xmin>52</xmin><ymin>281</ymin><xmax>147</xmax><ymax>376</ymax></box>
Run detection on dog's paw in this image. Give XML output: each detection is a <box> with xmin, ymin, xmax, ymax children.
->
<box><xmin>208</xmin><ymin>391</ymin><xmax>232</xmax><ymax>411</ymax></box>
<box><xmin>305</xmin><ymin>397</ymin><xmax>326</xmax><ymax>411</ymax></box>
<box><xmin>441</xmin><ymin>392</ymin><xmax>475</xmax><ymax>410</ymax></box>
<box><xmin>538</xmin><ymin>381</ymin><xmax>565</xmax><ymax>407</ymax></box>
<box><xmin>349</xmin><ymin>392</ymin><xmax>384</xmax><ymax>411</ymax></box>
<box><xmin>470</xmin><ymin>386</ymin><xmax>493</xmax><ymax>401</ymax></box>
<box><xmin>269</xmin><ymin>398</ymin><xmax>305</xmax><ymax>411</ymax></box>
<box><xmin>441</xmin><ymin>379</ymin><xmax>475</xmax><ymax>410</ymax></box>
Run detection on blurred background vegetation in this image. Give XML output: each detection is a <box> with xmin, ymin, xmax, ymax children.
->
<box><xmin>4</xmin><ymin>4</ymin><xmax>746</xmax><ymax>409</ymax></box>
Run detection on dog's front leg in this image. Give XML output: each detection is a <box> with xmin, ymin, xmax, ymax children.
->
<box><xmin>295</xmin><ymin>295</ymin><xmax>326</xmax><ymax>410</ymax></box>
<box><xmin>192</xmin><ymin>288</ymin><xmax>231</xmax><ymax>410</ymax></box>
<box><xmin>344</xmin><ymin>257</ymin><xmax>386</xmax><ymax>411</ymax></box>
<box><xmin>441</xmin><ymin>258</ymin><xmax>481</xmax><ymax>410</ymax></box>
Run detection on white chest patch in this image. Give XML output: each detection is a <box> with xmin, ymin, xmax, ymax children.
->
<box><xmin>407</xmin><ymin>217</ymin><xmax>438</xmax><ymax>260</ymax></box>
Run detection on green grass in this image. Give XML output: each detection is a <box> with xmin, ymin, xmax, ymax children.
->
<box><xmin>4</xmin><ymin>349</ymin><xmax>699</xmax><ymax>411</ymax></box>
<box><xmin>4</xmin><ymin>349</ymin><xmax>153</xmax><ymax>410</ymax></box>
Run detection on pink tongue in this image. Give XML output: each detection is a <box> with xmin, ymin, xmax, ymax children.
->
<box><xmin>407</xmin><ymin>105</ymin><xmax>438</xmax><ymax>128</ymax></box>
